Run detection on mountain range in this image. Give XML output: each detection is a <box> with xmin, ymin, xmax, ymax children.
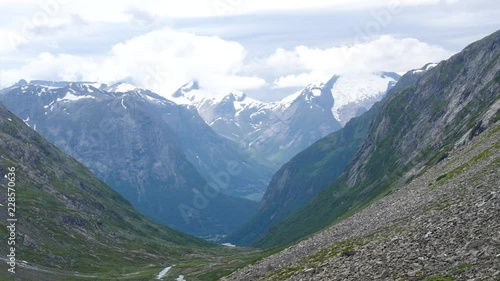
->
<box><xmin>0</xmin><ymin>24</ymin><xmax>497</xmax><ymax>281</ymax></box>
<box><xmin>222</xmin><ymin>28</ymin><xmax>500</xmax><ymax>281</ymax></box>
<box><xmin>0</xmin><ymin>82</ymin><xmax>262</xmax><ymax>238</ymax></box>
<box><xmin>252</xmin><ymin>28</ymin><xmax>500</xmax><ymax>249</ymax></box>
<box><xmin>226</xmin><ymin>65</ymin><xmax>433</xmax><ymax>246</ymax></box>
<box><xmin>0</xmin><ymin>101</ymin><xmax>262</xmax><ymax>281</ymax></box>
<box><xmin>0</xmin><ymin>71</ymin><xmax>397</xmax><ymax>239</ymax></box>
<box><xmin>171</xmin><ymin>72</ymin><xmax>399</xmax><ymax>167</ymax></box>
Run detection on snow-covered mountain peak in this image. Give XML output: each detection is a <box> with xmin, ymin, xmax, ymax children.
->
<box><xmin>329</xmin><ymin>73</ymin><xmax>398</xmax><ymax>124</ymax></box>
<box><xmin>106</xmin><ymin>82</ymin><xmax>139</xmax><ymax>93</ymax></box>
<box><xmin>0</xmin><ymin>70</ymin><xmax>401</xmax><ymax>172</ymax></box>
<box><xmin>273</xmin><ymin>89</ymin><xmax>301</xmax><ymax>111</ymax></box>
<box><xmin>305</xmin><ymin>80</ymin><xmax>325</xmax><ymax>90</ymax></box>
<box><xmin>270</xmin><ymin>72</ymin><xmax>398</xmax><ymax>126</ymax></box>
<box><xmin>302</xmin><ymin>81</ymin><xmax>326</xmax><ymax>98</ymax></box>
<box><xmin>65</xmin><ymin>82</ymin><xmax>107</xmax><ymax>94</ymax></box>
<box><xmin>3</xmin><ymin>80</ymin><xmax>176</xmax><ymax>114</ymax></box>
<box><xmin>8</xmin><ymin>81</ymin><xmax>104</xmax><ymax>100</ymax></box>
<box><xmin>170</xmin><ymin>81</ymin><xmax>214</xmax><ymax>106</ymax></box>
<box><xmin>169</xmin><ymin>81</ymin><xmax>259</xmax><ymax>115</ymax></box>
<box><xmin>12</xmin><ymin>81</ymin><xmax>108</xmax><ymax>97</ymax></box>
<box><xmin>228</xmin><ymin>90</ymin><xmax>247</xmax><ymax>102</ymax></box>
<box><xmin>172</xmin><ymin>80</ymin><xmax>200</xmax><ymax>98</ymax></box>
<box><xmin>79</xmin><ymin>82</ymin><xmax>106</xmax><ymax>90</ymax></box>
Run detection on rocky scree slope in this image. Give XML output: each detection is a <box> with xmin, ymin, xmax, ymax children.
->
<box><xmin>254</xmin><ymin>29</ymin><xmax>500</xmax><ymax>249</ymax></box>
<box><xmin>222</xmin><ymin>111</ymin><xmax>500</xmax><ymax>281</ymax></box>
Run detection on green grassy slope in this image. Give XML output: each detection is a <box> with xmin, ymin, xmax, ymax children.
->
<box><xmin>0</xmin><ymin>102</ymin><xmax>258</xmax><ymax>280</ymax></box>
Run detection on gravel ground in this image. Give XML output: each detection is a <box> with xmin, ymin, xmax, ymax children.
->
<box><xmin>222</xmin><ymin>125</ymin><xmax>500</xmax><ymax>281</ymax></box>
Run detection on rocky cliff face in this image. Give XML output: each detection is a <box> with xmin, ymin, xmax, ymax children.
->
<box><xmin>253</xmin><ymin>29</ymin><xmax>500</xmax><ymax>249</ymax></box>
<box><xmin>0</xmin><ymin>82</ymin><xmax>259</xmax><ymax>237</ymax></box>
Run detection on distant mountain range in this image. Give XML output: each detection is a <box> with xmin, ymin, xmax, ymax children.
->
<box><xmin>171</xmin><ymin>72</ymin><xmax>399</xmax><ymax>167</ymax></box>
<box><xmin>0</xmin><ymin>81</ymin><xmax>263</xmax><ymax>238</ymax></box>
<box><xmin>0</xmin><ymin>71</ymin><xmax>398</xmax><ymax>239</ymax></box>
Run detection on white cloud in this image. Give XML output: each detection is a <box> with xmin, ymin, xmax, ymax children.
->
<box><xmin>97</xmin><ymin>28</ymin><xmax>265</xmax><ymax>93</ymax></box>
<box><xmin>267</xmin><ymin>36</ymin><xmax>454</xmax><ymax>88</ymax></box>
<box><xmin>0</xmin><ymin>29</ymin><xmax>27</xmax><ymax>52</ymax></box>
<box><xmin>0</xmin><ymin>23</ymin><xmax>458</xmax><ymax>96</ymax></box>
<box><xmin>200</xmin><ymin>75</ymin><xmax>267</xmax><ymax>93</ymax></box>
<box><xmin>0</xmin><ymin>32</ymin><xmax>456</xmax><ymax>95</ymax></box>
<box><xmin>0</xmin><ymin>52</ymin><xmax>100</xmax><ymax>84</ymax></box>
<box><xmin>0</xmin><ymin>28</ymin><xmax>266</xmax><ymax>94</ymax></box>
<box><xmin>272</xmin><ymin>72</ymin><xmax>322</xmax><ymax>88</ymax></box>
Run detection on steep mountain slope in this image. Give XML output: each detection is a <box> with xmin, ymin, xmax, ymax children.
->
<box><xmin>0</xmin><ymin>102</ymin><xmax>255</xmax><ymax>281</ymax></box>
<box><xmin>222</xmin><ymin>116</ymin><xmax>500</xmax><ymax>281</ymax></box>
<box><xmin>255</xmin><ymin>29</ymin><xmax>500</xmax><ymax>249</ymax></box>
<box><xmin>154</xmin><ymin>86</ymin><xmax>273</xmax><ymax>201</ymax></box>
<box><xmin>226</xmin><ymin>103</ymin><xmax>380</xmax><ymax>246</ymax></box>
<box><xmin>172</xmin><ymin>73</ymin><xmax>398</xmax><ymax>167</ymax></box>
<box><xmin>226</xmin><ymin>69</ymin><xmax>428</xmax><ymax>246</ymax></box>
<box><xmin>0</xmin><ymin>82</ymin><xmax>258</xmax><ymax>237</ymax></box>
<box><xmin>2</xmin><ymin>81</ymin><xmax>272</xmax><ymax>200</ymax></box>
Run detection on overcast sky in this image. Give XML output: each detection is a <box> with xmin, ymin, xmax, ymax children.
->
<box><xmin>0</xmin><ymin>0</ymin><xmax>498</xmax><ymax>101</ymax></box>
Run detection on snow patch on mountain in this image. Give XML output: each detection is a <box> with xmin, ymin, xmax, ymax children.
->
<box><xmin>275</xmin><ymin>90</ymin><xmax>301</xmax><ymax>111</ymax></box>
<box><xmin>232</xmin><ymin>93</ymin><xmax>270</xmax><ymax>115</ymax></box>
<box><xmin>156</xmin><ymin>266</ymin><xmax>173</xmax><ymax>279</ymax></box>
<box><xmin>56</xmin><ymin>92</ymin><xmax>96</xmax><ymax>102</ymax></box>
<box><xmin>170</xmin><ymin>73</ymin><xmax>398</xmax><ymax>154</ymax></box>
<box><xmin>311</xmin><ymin>88</ymin><xmax>322</xmax><ymax>97</ymax></box>
<box><xmin>412</xmin><ymin>63</ymin><xmax>438</xmax><ymax>74</ymax></box>
<box><xmin>82</xmin><ymin>82</ymin><xmax>105</xmax><ymax>89</ymax></box>
<box><xmin>107</xmin><ymin>82</ymin><xmax>138</xmax><ymax>93</ymax></box>
<box><xmin>330</xmin><ymin>73</ymin><xmax>396</xmax><ymax>123</ymax></box>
